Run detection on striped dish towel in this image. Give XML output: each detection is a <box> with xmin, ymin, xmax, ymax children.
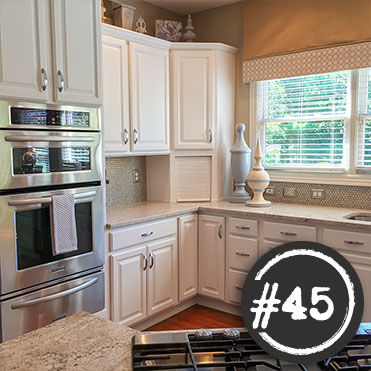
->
<box><xmin>50</xmin><ymin>194</ymin><xmax>78</xmax><ymax>256</ymax></box>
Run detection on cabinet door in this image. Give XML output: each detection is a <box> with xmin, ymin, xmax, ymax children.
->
<box><xmin>147</xmin><ymin>237</ymin><xmax>178</xmax><ymax>316</ymax></box>
<box><xmin>0</xmin><ymin>0</ymin><xmax>49</xmax><ymax>101</ymax></box>
<box><xmin>172</xmin><ymin>50</ymin><xmax>214</xmax><ymax>150</ymax></box>
<box><xmin>52</xmin><ymin>0</ymin><xmax>102</xmax><ymax>105</ymax></box>
<box><xmin>199</xmin><ymin>215</ymin><xmax>225</xmax><ymax>300</ymax></box>
<box><xmin>350</xmin><ymin>263</ymin><xmax>371</xmax><ymax>322</ymax></box>
<box><xmin>111</xmin><ymin>246</ymin><xmax>147</xmax><ymax>325</ymax></box>
<box><xmin>178</xmin><ymin>215</ymin><xmax>198</xmax><ymax>301</ymax></box>
<box><xmin>102</xmin><ymin>36</ymin><xmax>130</xmax><ymax>155</ymax></box>
<box><xmin>129</xmin><ymin>43</ymin><xmax>169</xmax><ymax>153</ymax></box>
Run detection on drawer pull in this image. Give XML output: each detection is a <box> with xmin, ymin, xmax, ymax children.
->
<box><xmin>235</xmin><ymin>252</ymin><xmax>250</xmax><ymax>257</ymax></box>
<box><xmin>235</xmin><ymin>225</ymin><xmax>250</xmax><ymax>230</ymax></box>
<box><xmin>142</xmin><ymin>254</ymin><xmax>148</xmax><ymax>271</ymax></box>
<box><xmin>218</xmin><ymin>224</ymin><xmax>223</xmax><ymax>239</ymax></box>
<box><xmin>141</xmin><ymin>231</ymin><xmax>154</xmax><ymax>237</ymax></box>
<box><xmin>235</xmin><ymin>286</ymin><xmax>243</xmax><ymax>291</ymax></box>
<box><xmin>280</xmin><ymin>231</ymin><xmax>297</xmax><ymax>236</ymax></box>
<box><xmin>344</xmin><ymin>240</ymin><xmax>364</xmax><ymax>246</ymax></box>
<box><xmin>149</xmin><ymin>253</ymin><xmax>154</xmax><ymax>269</ymax></box>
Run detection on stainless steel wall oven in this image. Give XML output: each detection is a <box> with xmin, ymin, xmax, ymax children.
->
<box><xmin>0</xmin><ymin>102</ymin><xmax>105</xmax><ymax>342</ymax></box>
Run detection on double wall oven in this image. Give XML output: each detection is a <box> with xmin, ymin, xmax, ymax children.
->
<box><xmin>0</xmin><ymin>102</ymin><xmax>105</xmax><ymax>342</ymax></box>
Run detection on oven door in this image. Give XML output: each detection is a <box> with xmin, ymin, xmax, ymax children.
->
<box><xmin>0</xmin><ymin>130</ymin><xmax>102</xmax><ymax>190</ymax></box>
<box><xmin>0</xmin><ymin>185</ymin><xmax>104</xmax><ymax>296</ymax></box>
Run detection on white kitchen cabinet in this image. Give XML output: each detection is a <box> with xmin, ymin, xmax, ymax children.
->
<box><xmin>178</xmin><ymin>215</ymin><xmax>198</xmax><ymax>302</ymax></box>
<box><xmin>171</xmin><ymin>50</ymin><xmax>214</xmax><ymax>150</ymax></box>
<box><xmin>147</xmin><ymin>237</ymin><xmax>178</xmax><ymax>316</ymax></box>
<box><xmin>129</xmin><ymin>43</ymin><xmax>169</xmax><ymax>152</ymax></box>
<box><xmin>111</xmin><ymin>246</ymin><xmax>147</xmax><ymax>325</ymax></box>
<box><xmin>199</xmin><ymin>215</ymin><xmax>225</xmax><ymax>301</ymax></box>
<box><xmin>0</xmin><ymin>0</ymin><xmax>49</xmax><ymax>101</ymax></box>
<box><xmin>102</xmin><ymin>36</ymin><xmax>130</xmax><ymax>154</ymax></box>
<box><xmin>52</xmin><ymin>0</ymin><xmax>102</xmax><ymax>105</ymax></box>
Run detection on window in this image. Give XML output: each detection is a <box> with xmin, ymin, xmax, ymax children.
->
<box><xmin>253</xmin><ymin>68</ymin><xmax>371</xmax><ymax>179</ymax></box>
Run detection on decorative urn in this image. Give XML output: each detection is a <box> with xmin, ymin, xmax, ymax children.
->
<box><xmin>230</xmin><ymin>123</ymin><xmax>251</xmax><ymax>203</ymax></box>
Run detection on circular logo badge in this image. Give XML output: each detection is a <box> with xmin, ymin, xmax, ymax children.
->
<box><xmin>241</xmin><ymin>241</ymin><xmax>364</xmax><ymax>364</ymax></box>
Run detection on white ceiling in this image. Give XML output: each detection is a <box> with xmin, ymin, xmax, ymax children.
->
<box><xmin>144</xmin><ymin>0</ymin><xmax>242</xmax><ymax>15</ymax></box>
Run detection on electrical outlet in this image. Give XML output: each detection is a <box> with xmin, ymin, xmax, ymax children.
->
<box><xmin>310</xmin><ymin>188</ymin><xmax>326</xmax><ymax>199</ymax></box>
<box><xmin>283</xmin><ymin>187</ymin><xmax>296</xmax><ymax>197</ymax></box>
<box><xmin>132</xmin><ymin>169</ymin><xmax>139</xmax><ymax>183</ymax></box>
<box><xmin>265</xmin><ymin>187</ymin><xmax>275</xmax><ymax>195</ymax></box>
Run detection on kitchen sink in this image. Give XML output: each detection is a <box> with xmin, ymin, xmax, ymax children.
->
<box><xmin>344</xmin><ymin>213</ymin><xmax>371</xmax><ymax>222</ymax></box>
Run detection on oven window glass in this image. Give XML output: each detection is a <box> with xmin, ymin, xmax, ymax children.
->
<box><xmin>12</xmin><ymin>147</ymin><xmax>91</xmax><ymax>174</ymax></box>
<box><xmin>10</xmin><ymin>107</ymin><xmax>90</xmax><ymax>127</ymax></box>
<box><xmin>15</xmin><ymin>202</ymin><xmax>92</xmax><ymax>270</ymax></box>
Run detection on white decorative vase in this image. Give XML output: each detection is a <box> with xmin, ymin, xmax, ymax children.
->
<box><xmin>246</xmin><ymin>139</ymin><xmax>272</xmax><ymax>207</ymax></box>
<box><xmin>230</xmin><ymin>123</ymin><xmax>251</xmax><ymax>203</ymax></box>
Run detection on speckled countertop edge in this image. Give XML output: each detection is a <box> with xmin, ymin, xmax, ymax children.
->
<box><xmin>106</xmin><ymin>201</ymin><xmax>371</xmax><ymax>231</ymax></box>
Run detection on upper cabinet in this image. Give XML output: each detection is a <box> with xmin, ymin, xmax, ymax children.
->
<box><xmin>171</xmin><ymin>50</ymin><xmax>214</xmax><ymax>150</ymax></box>
<box><xmin>0</xmin><ymin>0</ymin><xmax>102</xmax><ymax>106</ymax></box>
<box><xmin>52</xmin><ymin>0</ymin><xmax>102</xmax><ymax>105</ymax></box>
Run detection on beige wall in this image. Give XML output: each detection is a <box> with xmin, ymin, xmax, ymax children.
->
<box><xmin>103</xmin><ymin>0</ymin><xmax>184</xmax><ymax>36</ymax></box>
<box><xmin>190</xmin><ymin>1</ymin><xmax>250</xmax><ymax>143</ymax></box>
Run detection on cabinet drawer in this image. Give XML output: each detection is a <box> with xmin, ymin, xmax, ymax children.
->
<box><xmin>229</xmin><ymin>217</ymin><xmax>258</xmax><ymax>237</ymax></box>
<box><xmin>227</xmin><ymin>269</ymin><xmax>247</xmax><ymax>305</ymax></box>
<box><xmin>264</xmin><ymin>221</ymin><xmax>316</xmax><ymax>242</ymax></box>
<box><xmin>323</xmin><ymin>229</ymin><xmax>371</xmax><ymax>256</ymax></box>
<box><xmin>228</xmin><ymin>235</ymin><xmax>258</xmax><ymax>272</ymax></box>
<box><xmin>109</xmin><ymin>218</ymin><xmax>177</xmax><ymax>251</ymax></box>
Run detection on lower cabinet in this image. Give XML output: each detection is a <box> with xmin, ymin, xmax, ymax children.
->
<box><xmin>111</xmin><ymin>236</ymin><xmax>177</xmax><ymax>326</ymax></box>
<box><xmin>178</xmin><ymin>215</ymin><xmax>198</xmax><ymax>302</ymax></box>
<box><xmin>198</xmin><ymin>214</ymin><xmax>225</xmax><ymax>300</ymax></box>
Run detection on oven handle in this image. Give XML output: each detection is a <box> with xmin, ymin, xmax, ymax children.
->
<box><xmin>11</xmin><ymin>277</ymin><xmax>98</xmax><ymax>309</ymax></box>
<box><xmin>8</xmin><ymin>191</ymin><xmax>97</xmax><ymax>206</ymax></box>
<box><xmin>4</xmin><ymin>135</ymin><xmax>95</xmax><ymax>143</ymax></box>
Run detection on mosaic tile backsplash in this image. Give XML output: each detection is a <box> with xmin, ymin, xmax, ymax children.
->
<box><xmin>105</xmin><ymin>157</ymin><xmax>147</xmax><ymax>207</ymax></box>
<box><xmin>262</xmin><ymin>181</ymin><xmax>371</xmax><ymax>210</ymax></box>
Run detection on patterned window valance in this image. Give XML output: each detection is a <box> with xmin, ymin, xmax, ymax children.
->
<box><xmin>243</xmin><ymin>0</ymin><xmax>371</xmax><ymax>83</ymax></box>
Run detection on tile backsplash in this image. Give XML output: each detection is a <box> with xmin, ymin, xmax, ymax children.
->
<box><xmin>262</xmin><ymin>181</ymin><xmax>371</xmax><ymax>210</ymax></box>
<box><xmin>105</xmin><ymin>157</ymin><xmax>147</xmax><ymax>206</ymax></box>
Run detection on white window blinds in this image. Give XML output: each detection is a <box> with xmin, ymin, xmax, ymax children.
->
<box><xmin>357</xmin><ymin>68</ymin><xmax>371</xmax><ymax>170</ymax></box>
<box><xmin>257</xmin><ymin>71</ymin><xmax>350</xmax><ymax>169</ymax></box>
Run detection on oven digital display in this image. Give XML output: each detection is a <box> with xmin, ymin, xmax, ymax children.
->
<box><xmin>15</xmin><ymin>202</ymin><xmax>93</xmax><ymax>270</ymax></box>
<box><xmin>12</xmin><ymin>147</ymin><xmax>91</xmax><ymax>174</ymax></box>
<box><xmin>10</xmin><ymin>107</ymin><xmax>90</xmax><ymax>127</ymax></box>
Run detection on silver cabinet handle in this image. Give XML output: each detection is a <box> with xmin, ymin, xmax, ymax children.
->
<box><xmin>4</xmin><ymin>135</ymin><xmax>95</xmax><ymax>143</ymax></box>
<box><xmin>235</xmin><ymin>252</ymin><xmax>250</xmax><ymax>257</ymax></box>
<box><xmin>236</xmin><ymin>225</ymin><xmax>250</xmax><ymax>230</ymax></box>
<box><xmin>209</xmin><ymin>129</ymin><xmax>213</xmax><ymax>143</ymax></box>
<box><xmin>11</xmin><ymin>277</ymin><xmax>98</xmax><ymax>309</ymax></box>
<box><xmin>280</xmin><ymin>231</ymin><xmax>297</xmax><ymax>236</ymax></box>
<box><xmin>133</xmin><ymin>129</ymin><xmax>138</xmax><ymax>144</ymax></box>
<box><xmin>123</xmin><ymin>129</ymin><xmax>129</xmax><ymax>145</ymax></box>
<box><xmin>235</xmin><ymin>286</ymin><xmax>243</xmax><ymax>291</ymax></box>
<box><xmin>142</xmin><ymin>254</ymin><xmax>148</xmax><ymax>271</ymax></box>
<box><xmin>218</xmin><ymin>224</ymin><xmax>223</xmax><ymax>239</ymax></box>
<box><xmin>149</xmin><ymin>253</ymin><xmax>154</xmax><ymax>269</ymax></box>
<box><xmin>141</xmin><ymin>231</ymin><xmax>153</xmax><ymax>237</ymax></box>
<box><xmin>8</xmin><ymin>191</ymin><xmax>96</xmax><ymax>206</ymax></box>
<box><xmin>41</xmin><ymin>68</ymin><xmax>48</xmax><ymax>91</ymax></box>
<box><xmin>344</xmin><ymin>240</ymin><xmax>364</xmax><ymax>246</ymax></box>
<box><xmin>57</xmin><ymin>70</ymin><xmax>65</xmax><ymax>93</ymax></box>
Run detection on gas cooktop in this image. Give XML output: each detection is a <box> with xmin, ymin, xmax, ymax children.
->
<box><xmin>132</xmin><ymin>323</ymin><xmax>371</xmax><ymax>370</ymax></box>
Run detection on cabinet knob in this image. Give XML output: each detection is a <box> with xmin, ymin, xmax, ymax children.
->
<box><xmin>41</xmin><ymin>68</ymin><xmax>48</xmax><ymax>91</ymax></box>
<box><xmin>133</xmin><ymin>129</ymin><xmax>138</xmax><ymax>144</ymax></box>
<box><xmin>57</xmin><ymin>70</ymin><xmax>65</xmax><ymax>93</ymax></box>
<box><xmin>123</xmin><ymin>129</ymin><xmax>129</xmax><ymax>145</ymax></box>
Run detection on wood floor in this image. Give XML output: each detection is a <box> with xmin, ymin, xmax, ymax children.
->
<box><xmin>145</xmin><ymin>305</ymin><xmax>245</xmax><ymax>331</ymax></box>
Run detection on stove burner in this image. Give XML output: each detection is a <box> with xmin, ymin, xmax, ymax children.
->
<box><xmin>194</xmin><ymin>328</ymin><xmax>213</xmax><ymax>340</ymax></box>
<box><xmin>222</xmin><ymin>328</ymin><xmax>240</xmax><ymax>339</ymax></box>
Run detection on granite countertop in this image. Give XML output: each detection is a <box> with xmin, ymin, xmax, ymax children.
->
<box><xmin>0</xmin><ymin>312</ymin><xmax>138</xmax><ymax>371</ymax></box>
<box><xmin>106</xmin><ymin>201</ymin><xmax>371</xmax><ymax>231</ymax></box>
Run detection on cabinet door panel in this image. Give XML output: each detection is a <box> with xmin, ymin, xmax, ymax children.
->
<box><xmin>228</xmin><ymin>236</ymin><xmax>258</xmax><ymax>272</ymax></box>
<box><xmin>227</xmin><ymin>269</ymin><xmax>247</xmax><ymax>305</ymax></box>
<box><xmin>198</xmin><ymin>215</ymin><xmax>225</xmax><ymax>300</ymax></box>
<box><xmin>0</xmin><ymin>0</ymin><xmax>48</xmax><ymax>101</ymax></box>
<box><xmin>147</xmin><ymin>237</ymin><xmax>177</xmax><ymax>316</ymax></box>
<box><xmin>102</xmin><ymin>36</ymin><xmax>130</xmax><ymax>154</ymax></box>
<box><xmin>111</xmin><ymin>246</ymin><xmax>146</xmax><ymax>325</ymax></box>
<box><xmin>350</xmin><ymin>263</ymin><xmax>371</xmax><ymax>322</ymax></box>
<box><xmin>178</xmin><ymin>215</ymin><xmax>198</xmax><ymax>301</ymax></box>
<box><xmin>172</xmin><ymin>51</ymin><xmax>214</xmax><ymax>150</ymax></box>
<box><xmin>130</xmin><ymin>43</ymin><xmax>169</xmax><ymax>152</ymax></box>
<box><xmin>52</xmin><ymin>0</ymin><xmax>102</xmax><ymax>105</ymax></box>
